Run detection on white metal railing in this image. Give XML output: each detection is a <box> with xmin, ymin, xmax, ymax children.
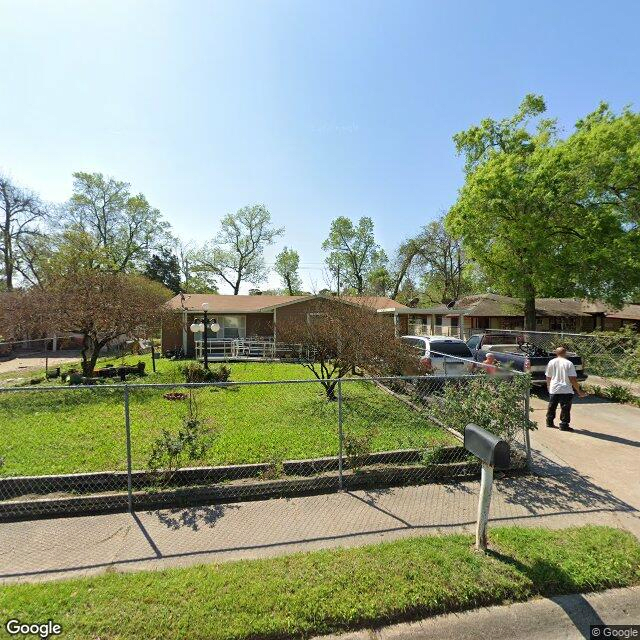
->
<box><xmin>407</xmin><ymin>324</ymin><xmax>480</xmax><ymax>340</ymax></box>
<box><xmin>195</xmin><ymin>338</ymin><xmax>277</xmax><ymax>360</ymax></box>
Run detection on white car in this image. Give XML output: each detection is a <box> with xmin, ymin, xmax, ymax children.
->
<box><xmin>400</xmin><ymin>335</ymin><xmax>474</xmax><ymax>376</ymax></box>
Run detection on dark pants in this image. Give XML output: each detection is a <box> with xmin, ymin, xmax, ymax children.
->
<box><xmin>547</xmin><ymin>393</ymin><xmax>573</xmax><ymax>427</ymax></box>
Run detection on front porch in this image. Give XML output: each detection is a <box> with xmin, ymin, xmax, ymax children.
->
<box><xmin>194</xmin><ymin>337</ymin><xmax>279</xmax><ymax>361</ymax></box>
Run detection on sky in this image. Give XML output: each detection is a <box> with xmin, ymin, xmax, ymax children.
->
<box><xmin>1</xmin><ymin>0</ymin><xmax>640</xmax><ymax>293</ymax></box>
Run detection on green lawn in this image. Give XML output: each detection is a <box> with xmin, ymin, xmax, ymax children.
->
<box><xmin>0</xmin><ymin>356</ymin><xmax>455</xmax><ymax>477</ymax></box>
<box><xmin>1</xmin><ymin>526</ymin><xmax>638</xmax><ymax>640</ymax></box>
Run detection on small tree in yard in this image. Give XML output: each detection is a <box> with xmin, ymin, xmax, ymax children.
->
<box><xmin>277</xmin><ymin>298</ymin><xmax>417</xmax><ymax>400</ymax></box>
<box><xmin>20</xmin><ymin>270</ymin><xmax>171</xmax><ymax>377</ymax></box>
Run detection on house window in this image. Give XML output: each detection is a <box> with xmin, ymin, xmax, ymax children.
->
<box><xmin>222</xmin><ymin>315</ymin><xmax>246</xmax><ymax>339</ymax></box>
<box><xmin>434</xmin><ymin>315</ymin><xmax>443</xmax><ymax>326</ymax></box>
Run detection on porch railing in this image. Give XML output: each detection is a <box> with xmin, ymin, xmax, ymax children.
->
<box><xmin>194</xmin><ymin>338</ymin><xmax>277</xmax><ymax>360</ymax></box>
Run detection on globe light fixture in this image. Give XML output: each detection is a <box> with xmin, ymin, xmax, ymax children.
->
<box><xmin>188</xmin><ymin>302</ymin><xmax>213</xmax><ymax>369</ymax></box>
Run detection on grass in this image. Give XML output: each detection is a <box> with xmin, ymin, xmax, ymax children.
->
<box><xmin>0</xmin><ymin>355</ymin><xmax>455</xmax><ymax>477</ymax></box>
<box><xmin>1</xmin><ymin>525</ymin><xmax>639</xmax><ymax>640</ymax></box>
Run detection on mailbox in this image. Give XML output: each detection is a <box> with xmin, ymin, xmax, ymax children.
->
<box><xmin>464</xmin><ymin>424</ymin><xmax>510</xmax><ymax>470</ymax></box>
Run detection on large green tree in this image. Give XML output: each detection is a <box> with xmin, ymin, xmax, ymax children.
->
<box><xmin>274</xmin><ymin>246</ymin><xmax>303</xmax><ymax>295</ymax></box>
<box><xmin>447</xmin><ymin>95</ymin><xmax>640</xmax><ymax>329</ymax></box>
<box><xmin>144</xmin><ymin>247</ymin><xmax>182</xmax><ymax>294</ymax></box>
<box><xmin>66</xmin><ymin>172</ymin><xmax>171</xmax><ymax>272</ymax></box>
<box><xmin>193</xmin><ymin>204</ymin><xmax>283</xmax><ymax>294</ymax></box>
<box><xmin>322</xmin><ymin>216</ymin><xmax>386</xmax><ymax>295</ymax></box>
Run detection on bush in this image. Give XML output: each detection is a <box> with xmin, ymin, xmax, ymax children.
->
<box><xmin>181</xmin><ymin>362</ymin><xmax>231</xmax><ymax>383</ymax></box>
<box><xmin>428</xmin><ymin>374</ymin><xmax>535</xmax><ymax>443</ymax></box>
<box><xmin>147</xmin><ymin>391</ymin><xmax>216</xmax><ymax>484</ymax></box>
<box><xmin>604</xmin><ymin>384</ymin><xmax>636</xmax><ymax>404</ymax></box>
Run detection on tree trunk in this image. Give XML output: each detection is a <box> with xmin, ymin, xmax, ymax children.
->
<box><xmin>3</xmin><ymin>224</ymin><xmax>12</xmax><ymax>291</ymax></box>
<box><xmin>523</xmin><ymin>282</ymin><xmax>537</xmax><ymax>330</ymax></box>
<box><xmin>81</xmin><ymin>334</ymin><xmax>101</xmax><ymax>377</ymax></box>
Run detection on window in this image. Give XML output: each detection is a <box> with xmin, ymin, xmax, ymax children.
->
<box><xmin>466</xmin><ymin>335</ymin><xmax>480</xmax><ymax>350</ymax></box>
<box><xmin>450</xmin><ymin>316</ymin><xmax>459</xmax><ymax>328</ymax></box>
<box><xmin>222</xmin><ymin>315</ymin><xmax>246</xmax><ymax>339</ymax></box>
<box><xmin>429</xmin><ymin>341</ymin><xmax>472</xmax><ymax>358</ymax></box>
<box><xmin>401</xmin><ymin>336</ymin><xmax>426</xmax><ymax>354</ymax></box>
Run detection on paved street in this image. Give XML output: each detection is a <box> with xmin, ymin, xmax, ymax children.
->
<box><xmin>313</xmin><ymin>586</ymin><xmax>640</xmax><ymax>640</ymax></box>
<box><xmin>2</xmin><ymin>392</ymin><xmax>639</xmax><ymax>584</ymax></box>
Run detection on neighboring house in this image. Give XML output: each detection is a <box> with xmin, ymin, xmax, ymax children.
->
<box><xmin>402</xmin><ymin>293</ymin><xmax>640</xmax><ymax>337</ymax></box>
<box><xmin>161</xmin><ymin>293</ymin><xmax>417</xmax><ymax>358</ymax></box>
<box><xmin>161</xmin><ymin>292</ymin><xmax>640</xmax><ymax>359</ymax></box>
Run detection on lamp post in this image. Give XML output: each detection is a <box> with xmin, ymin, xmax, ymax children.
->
<box><xmin>189</xmin><ymin>303</ymin><xmax>220</xmax><ymax>370</ymax></box>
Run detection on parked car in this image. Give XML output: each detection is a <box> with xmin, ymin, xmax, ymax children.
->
<box><xmin>466</xmin><ymin>332</ymin><xmax>588</xmax><ymax>385</ymax></box>
<box><xmin>400</xmin><ymin>335</ymin><xmax>474</xmax><ymax>377</ymax></box>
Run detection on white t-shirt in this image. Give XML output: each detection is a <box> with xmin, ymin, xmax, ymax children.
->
<box><xmin>545</xmin><ymin>357</ymin><xmax>577</xmax><ymax>395</ymax></box>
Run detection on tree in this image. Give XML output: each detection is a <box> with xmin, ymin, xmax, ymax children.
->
<box><xmin>175</xmin><ymin>241</ymin><xmax>218</xmax><ymax>293</ymax></box>
<box><xmin>144</xmin><ymin>248</ymin><xmax>182</xmax><ymax>294</ymax></box>
<box><xmin>193</xmin><ymin>204</ymin><xmax>283</xmax><ymax>294</ymax></box>
<box><xmin>0</xmin><ymin>175</ymin><xmax>48</xmax><ymax>290</ymax></box>
<box><xmin>276</xmin><ymin>298</ymin><xmax>416</xmax><ymax>399</ymax></box>
<box><xmin>322</xmin><ymin>216</ymin><xmax>386</xmax><ymax>295</ymax></box>
<box><xmin>66</xmin><ymin>172</ymin><xmax>171</xmax><ymax>272</ymax></box>
<box><xmin>447</xmin><ymin>95</ymin><xmax>640</xmax><ymax>329</ymax></box>
<box><xmin>367</xmin><ymin>265</ymin><xmax>393</xmax><ymax>296</ymax></box>
<box><xmin>24</xmin><ymin>271</ymin><xmax>171</xmax><ymax>376</ymax></box>
<box><xmin>274</xmin><ymin>246</ymin><xmax>302</xmax><ymax>295</ymax></box>
<box><xmin>389</xmin><ymin>219</ymin><xmax>472</xmax><ymax>304</ymax></box>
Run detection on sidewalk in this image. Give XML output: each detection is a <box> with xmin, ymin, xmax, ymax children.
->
<box><xmin>2</xmin><ymin>395</ymin><xmax>639</xmax><ymax>584</ymax></box>
<box><xmin>313</xmin><ymin>586</ymin><xmax>640</xmax><ymax>640</ymax></box>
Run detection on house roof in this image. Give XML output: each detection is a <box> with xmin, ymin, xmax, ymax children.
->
<box><xmin>165</xmin><ymin>293</ymin><xmax>407</xmax><ymax>314</ymax></box>
<box><xmin>606</xmin><ymin>303</ymin><xmax>640</xmax><ymax>321</ymax></box>
<box><xmin>441</xmin><ymin>294</ymin><xmax>638</xmax><ymax>320</ymax></box>
<box><xmin>453</xmin><ymin>294</ymin><xmax>529</xmax><ymax>317</ymax></box>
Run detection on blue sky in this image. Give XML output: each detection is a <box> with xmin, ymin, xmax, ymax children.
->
<box><xmin>1</xmin><ymin>0</ymin><xmax>639</xmax><ymax>292</ymax></box>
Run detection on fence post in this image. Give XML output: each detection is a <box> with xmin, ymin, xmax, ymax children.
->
<box><xmin>523</xmin><ymin>378</ymin><xmax>532</xmax><ymax>469</ymax></box>
<box><xmin>337</xmin><ymin>378</ymin><xmax>344</xmax><ymax>490</ymax></box>
<box><xmin>124</xmin><ymin>385</ymin><xmax>133</xmax><ymax>513</ymax></box>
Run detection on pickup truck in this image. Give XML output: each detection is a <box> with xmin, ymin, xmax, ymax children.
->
<box><xmin>466</xmin><ymin>332</ymin><xmax>588</xmax><ymax>385</ymax></box>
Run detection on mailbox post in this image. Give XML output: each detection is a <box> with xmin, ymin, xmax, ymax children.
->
<box><xmin>464</xmin><ymin>424</ymin><xmax>510</xmax><ymax>552</ymax></box>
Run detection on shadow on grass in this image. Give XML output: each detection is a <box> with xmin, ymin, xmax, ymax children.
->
<box><xmin>488</xmin><ymin>550</ymin><xmax>605</xmax><ymax>639</ymax></box>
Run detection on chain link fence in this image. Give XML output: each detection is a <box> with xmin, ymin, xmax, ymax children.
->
<box><xmin>0</xmin><ymin>366</ymin><xmax>532</xmax><ymax>523</ymax></box>
<box><xmin>485</xmin><ymin>329</ymin><xmax>640</xmax><ymax>381</ymax></box>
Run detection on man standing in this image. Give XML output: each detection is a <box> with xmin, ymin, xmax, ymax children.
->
<box><xmin>545</xmin><ymin>346</ymin><xmax>586</xmax><ymax>432</ymax></box>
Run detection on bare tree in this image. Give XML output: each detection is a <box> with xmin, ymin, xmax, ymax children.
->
<box><xmin>277</xmin><ymin>298</ymin><xmax>417</xmax><ymax>399</ymax></box>
<box><xmin>21</xmin><ymin>271</ymin><xmax>171</xmax><ymax>376</ymax></box>
<box><xmin>0</xmin><ymin>175</ymin><xmax>48</xmax><ymax>290</ymax></box>
<box><xmin>193</xmin><ymin>204</ymin><xmax>283</xmax><ymax>294</ymax></box>
<box><xmin>389</xmin><ymin>218</ymin><xmax>469</xmax><ymax>304</ymax></box>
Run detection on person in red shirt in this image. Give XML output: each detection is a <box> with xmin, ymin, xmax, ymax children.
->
<box><xmin>482</xmin><ymin>352</ymin><xmax>498</xmax><ymax>374</ymax></box>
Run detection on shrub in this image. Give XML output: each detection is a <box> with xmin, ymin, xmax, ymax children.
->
<box><xmin>343</xmin><ymin>426</ymin><xmax>378</xmax><ymax>470</ymax></box>
<box><xmin>605</xmin><ymin>385</ymin><xmax>635</xmax><ymax>404</ymax></box>
<box><xmin>181</xmin><ymin>362</ymin><xmax>231</xmax><ymax>383</ymax></box>
<box><xmin>428</xmin><ymin>374</ymin><xmax>535</xmax><ymax>443</ymax></box>
<box><xmin>147</xmin><ymin>391</ymin><xmax>216</xmax><ymax>484</ymax></box>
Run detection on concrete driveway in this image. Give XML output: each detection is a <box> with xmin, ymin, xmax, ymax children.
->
<box><xmin>529</xmin><ymin>392</ymin><xmax>640</xmax><ymax>533</ymax></box>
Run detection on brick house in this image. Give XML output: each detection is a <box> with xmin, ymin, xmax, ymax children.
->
<box><xmin>405</xmin><ymin>294</ymin><xmax>640</xmax><ymax>338</ymax></box>
<box><xmin>161</xmin><ymin>293</ymin><xmax>418</xmax><ymax>358</ymax></box>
